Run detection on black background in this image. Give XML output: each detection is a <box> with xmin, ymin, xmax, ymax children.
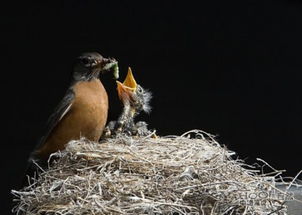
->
<box><xmin>2</xmin><ymin>1</ymin><xmax>302</xmax><ymax>214</ymax></box>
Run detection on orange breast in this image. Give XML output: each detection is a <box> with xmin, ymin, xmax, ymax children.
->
<box><xmin>36</xmin><ymin>79</ymin><xmax>108</xmax><ymax>160</ymax></box>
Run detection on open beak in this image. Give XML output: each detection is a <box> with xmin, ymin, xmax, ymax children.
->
<box><xmin>100</xmin><ymin>57</ymin><xmax>119</xmax><ymax>79</ymax></box>
<box><xmin>116</xmin><ymin>67</ymin><xmax>137</xmax><ymax>101</ymax></box>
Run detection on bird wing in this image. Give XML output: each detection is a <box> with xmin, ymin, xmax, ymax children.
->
<box><xmin>32</xmin><ymin>88</ymin><xmax>75</xmax><ymax>155</ymax></box>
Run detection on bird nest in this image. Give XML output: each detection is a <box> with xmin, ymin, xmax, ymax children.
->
<box><xmin>12</xmin><ymin>130</ymin><xmax>292</xmax><ymax>214</ymax></box>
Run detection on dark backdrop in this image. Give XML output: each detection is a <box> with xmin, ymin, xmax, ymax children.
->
<box><xmin>2</xmin><ymin>1</ymin><xmax>302</xmax><ymax>214</ymax></box>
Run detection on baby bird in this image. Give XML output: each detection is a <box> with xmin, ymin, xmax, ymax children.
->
<box><xmin>105</xmin><ymin>67</ymin><xmax>152</xmax><ymax>136</ymax></box>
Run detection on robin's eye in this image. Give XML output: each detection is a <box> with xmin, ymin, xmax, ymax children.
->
<box><xmin>81</xmin><ymin>58</ymin><xmax>90</xmax><ymax>65</ymax></box>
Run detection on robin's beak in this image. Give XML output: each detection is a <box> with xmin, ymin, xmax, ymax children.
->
<box><xmin>100</xmin><ymin>57</ymin><xmax>119</xmax><ymax>79</ymax></box>
<box><xmin>116</xmin><ymin>67</ymin><xmax>137</xmax><ymax>101</ymax></box>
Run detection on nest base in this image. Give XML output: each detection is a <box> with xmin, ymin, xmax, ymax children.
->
<box><xmin>12</xmin><ymin>130</ymin><xmax>291</xmax><ymax>214</ymax></box>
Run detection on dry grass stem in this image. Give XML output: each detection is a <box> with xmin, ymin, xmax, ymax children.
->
<box><xmin>12</xmin><ymin>130</ymin><xmax>292</xmax><ymax>214</ymax></box>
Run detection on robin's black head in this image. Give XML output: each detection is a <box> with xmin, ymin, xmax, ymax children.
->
<box><xmin>73</xmin><ymin>52</ymin><xmax>119</xmax><ymax>81</ymax></box>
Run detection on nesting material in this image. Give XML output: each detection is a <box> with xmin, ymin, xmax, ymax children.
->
<box><xmin>12</xmin><ymin>130</ymin><xmax>291</xmax><ymax>214</ymax></box>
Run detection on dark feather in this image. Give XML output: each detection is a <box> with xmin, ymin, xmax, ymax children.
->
<box><xmin>31</xmin><ymin>88</ymin><xmax>75</xmax><ymax>158</ymax></box>
<box><xmin>21</xmin><ymin>88</ymin><xmax>75</xmax><ymax>187</ymax></box>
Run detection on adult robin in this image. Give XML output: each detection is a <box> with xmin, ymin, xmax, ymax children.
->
<box><xmin>25</xmin><ymin>52</ymin><xmax>119</xmax><ymax>179</ymax></box>
<box><xmin>105</xmin><ymin>67</ymin><xmax>152</xmax><ymax>136</ymax></box>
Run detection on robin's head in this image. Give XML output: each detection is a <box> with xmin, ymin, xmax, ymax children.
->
<box><xmin>73</xmin><ymin>52</ymin><xmax>119</xmax><ymax>81</ymax></box>
<box><xmin>116</xmin><ymin>67</ymin><xmax>152</xmax><ymax>113</ymax></box>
